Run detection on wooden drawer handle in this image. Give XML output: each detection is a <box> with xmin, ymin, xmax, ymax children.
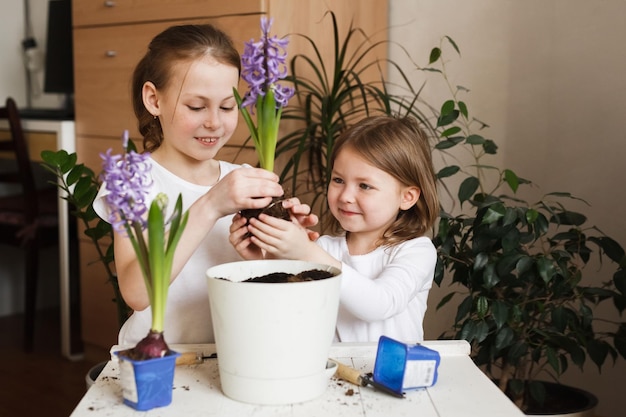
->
<box><xmin>105</xmin><ymin>50</ymin><xmax>118</xmax><ymax>57</ymax></box>
<box><xmin>104</xmin><ymin>1</ymin><xmax>116</xmax><ymax>7</ymax></box>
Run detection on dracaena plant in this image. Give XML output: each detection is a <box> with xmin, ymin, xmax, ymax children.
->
<box><xmin>274</xmin><ymin>11</ymin><xmax>435</xmax><ymax>228</ymax></box>
<box><xmin>99</xmin><ymin>131</ymin><xmax>188</xmax><ymax>360</ymax></box>
<box><xmin>234</xmin><ymin>16</ymin><xmax>295</xmax><ymax>173</ymax></box>
<box><xmin>428</xmin><ymin>37</ymin><xmax>626</xmax><ymax>413</ymax></box>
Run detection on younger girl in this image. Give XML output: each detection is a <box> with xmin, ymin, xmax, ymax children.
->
<box><xmin>93</xmin><ymin>24</ymin><xmax>315</xmax><ymax>346</ymax></box>
<box><xmin>230</xmin><ymin>115</ymin><xmax>439</xmax><ymax>343</ymax></box>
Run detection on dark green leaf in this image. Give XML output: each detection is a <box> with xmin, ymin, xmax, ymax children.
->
<box><xmin>492</xmin><ymin>300</ymin><xmax>509</xmax><ymax>330</ymax></box>
<box><xmin>458</xmin><ymin>101</ymin><xmax>468</xmax><ymax>118</ymax></box>
<box><xmin>587</xmin><ymin>339</ymin><xmax>609</xmax><ymax>371</ymax></box>
<box><xmin>503</xmin><ymin>169</ymin><xmax>519</xmax><ymax>193</ymax></box>
<box><xmin>495</xmin><ymin>326</ymin><xmax>513</xmax><ymax>349</ymax></box>
<box><xmin>483</xmin><ymin>139</ymin><xmax>498</xmax><ymax>154</ymax></box>
<box><xmin>483</xmin><ymin>205</ymin><xmax>505</xmax><ymax>224</ymax></box>
<box><xmin>444</xmin><ymin>36</ymin><xmax>460</xmax><ymax>55</ymax></box>
<box><xmin>440</xmin><ymin>100</ymin><xmax>455</xmax><ymax>116</ymax></box>
<box><xmin>437</xmin><ymin>110</ymin><xmax>459</xmax><ymax>127</ymax></box>
<box><xmin>483</xmin><ymin>263</ymin><xmax>500</xmax><ymax>289</ymax></box>
<box><xmin>476</xmin><ymin>296</ymin><xmax>489</xmax><ymax>318</ymax></box>
<box><xmin>436</xmin><ymin>165</ymin><xmax>460</xmax><ymax>179</ymax></box>
<box><xmin>536</xmin><ymin>257</ymin><xmax>556</xmax><ymax>283</ymax></box>
<box><xmin>465</xmin><ymin>134</ymin><xmax>485</xmax><ymax>145</ymax></box>
<box><xmin>474</xmin><ymin>320</ymin><xmax>490</xmax><ymax>343</ymax></box>
<box><xmin>516</xmin><ymin>256</ymin><xmax>534</xmax><ymax>274</ymax></box>
<box><xmin>458</xmin><ymin>176</ymin><xmax>479</xmax><ymax>205</ymax></box>
<box><xmin>441</xmin><ymin>126</ymin><xmax>462</xmax><ymax>137</ymax></box>
<box><xmin>551</xmin><ymin>307</ymin><xmax>567</xmax><ymax>333</ymax></box>
<box><xmin>429</xmin><ymin>47</ymin><xmax>441</xmax><ymax>64</ymax></box>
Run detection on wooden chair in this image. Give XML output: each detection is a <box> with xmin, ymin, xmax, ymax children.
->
<box><xmin>0</xmin><ymin>97</ymin><xmax>61</xmax><ymax>351</ymax></box>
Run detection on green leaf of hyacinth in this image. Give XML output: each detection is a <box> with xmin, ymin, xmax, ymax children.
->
<box><xmin>148</xmin><ymin>198</ymin><xmax>166</xmax><ymax>329</ymax></box>
<box><xmin>259</xmin><ymin>87</ymin><xmax>279</xmax><ymax>172</ymax></box>
<box><xmin>233</xmin><ymin>88</ymin><xmax>259</xmax><ymax>148</ymax></box>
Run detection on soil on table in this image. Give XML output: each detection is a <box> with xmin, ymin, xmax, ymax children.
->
<box><xmin>243</xmin><ymin>269</ymin><xmax>334</xmax><ymax>283</ymax></box>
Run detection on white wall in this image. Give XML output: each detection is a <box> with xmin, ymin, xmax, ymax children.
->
<box><xmin>0</xmin><ymin>0</ymin><xmax>68</xmax><ymax>109</ymax></box>
<box><xmin>388</xmin><ymin>1</ymin><xmax>626</xmax><ymax>416</ymax></box>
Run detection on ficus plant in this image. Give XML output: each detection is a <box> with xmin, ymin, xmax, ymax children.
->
<box><xmin>427</xmin><ymin>37</ymin><xmax>626</xmax><ymax>412</ymax></box>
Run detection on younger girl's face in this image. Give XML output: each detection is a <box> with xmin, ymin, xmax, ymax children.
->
<box><xmin>328</xmin><ymin>146</ymin><xmax>417</xmax><ymax>244</ymax></box>
<box><xmin>155</xmin><ymin>56</ymin><xmax>240</xmax><ymax>162</ymax></box>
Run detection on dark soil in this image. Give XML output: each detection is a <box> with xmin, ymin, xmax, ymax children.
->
<box><xmin>243</xmin><ymin>269</ymin><xmax>334</xmax><ymax>283</ymax></box>
<box><xmin>240</xmin><ymin>196</ymin><xmax>292</xmax><ymax>224</ymax></box>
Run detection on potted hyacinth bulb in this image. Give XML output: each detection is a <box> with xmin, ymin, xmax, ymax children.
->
<box><xmin>100</xmin><ymin>130</ymin><xmax>188</xmax><ymax>411</ymax></box>
<box><xmin>205</xmin><ymin>17</ymin><xmax>342</xmax><ymax>405</ymax></box>
<box><xmin>235</xmin><ymin>16</ymin><xmax>295</xmax><ymax>222</ymax></box>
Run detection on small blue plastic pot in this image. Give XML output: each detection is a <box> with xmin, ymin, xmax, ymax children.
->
<box><xmin>115</xmin><ymin>350</ymin><xmax>180</xmax><ymax>411</ymax></box>
<box><xmin>373</xmin><ymin>336</ymin><xmax>440</xmax><ymax>395</ymax></box>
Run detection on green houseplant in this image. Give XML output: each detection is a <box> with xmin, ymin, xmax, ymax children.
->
<box><xmin>276</xmin><ymin>15</ymin><xmax>626</xmax><ymax>413</ymax></box>
<box><xmin>275</xmin><ymin>11</ymin><xmax>432</xmax><ymax>226</ymax></box>
<box><xmin>41</xmin><ymin>148</ymin><xmax>131</xmax><ymax>329</ymax></box>
<box><xmin>426</xmin><ymin>38</ymin><xmax>626</xmax><ymax>414</ymax></box>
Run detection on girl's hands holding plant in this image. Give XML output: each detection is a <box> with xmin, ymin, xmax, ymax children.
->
<box><xmin>229</xmin><ymin>198</ymin><xmax>320</xmax><ymax>260</ymax></box>
<box><xmin>203</xmin><ymin>167</ymin><xmax>284</xmax><ymax>219</ymax></box>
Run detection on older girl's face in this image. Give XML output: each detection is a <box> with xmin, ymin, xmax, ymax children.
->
<box><xmin>154</xmin><ymin>56</ymin><xmax>240</xmax><ymax>164</ymax></box>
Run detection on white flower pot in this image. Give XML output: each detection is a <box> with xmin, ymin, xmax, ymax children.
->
<box><xmin>206</xmin><ymin>259</ymin><xmax>341</xmax><ymax>405</ymax></box>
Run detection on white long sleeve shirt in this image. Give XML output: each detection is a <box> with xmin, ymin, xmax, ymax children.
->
<box><xmin>316</xmin><ymin>235</ymin><xmax>436</xmax><ymax>343</ymax></box>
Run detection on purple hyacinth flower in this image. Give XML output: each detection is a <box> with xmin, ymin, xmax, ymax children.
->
<box><xmin>240</xmin><ymin>17</ymin><xmax>294</xmax><ymax>114</ymax></box>
<box><xmin>100</xmin><ymin>143</ymin><xmax>153</xmax><ymax>235</ymax></box>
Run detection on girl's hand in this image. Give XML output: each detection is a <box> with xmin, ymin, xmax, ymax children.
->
<box><xmin>206</xmin><ymin>167</ymin><xmax>284</xmax><ymax>218</ymax></box>
<box><xmin>247</xmin><ymin>213</ymin><xmax>315</xmax><ymax>260</ymax></box>
<box><xmin>229</xmin><ymin>213</ymin><xmax>264</xmax><ymax>260</ymax></box>
<box><xmin>281</xmin><ymin>197</ymin><xmax>320</xmax><ymax>241</ymax></box>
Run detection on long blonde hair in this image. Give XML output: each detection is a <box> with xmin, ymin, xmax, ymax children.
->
<box><xmin>325</xmin><ymin>115</ymin><xmax>439</xmax><ymax>247</ymax></box>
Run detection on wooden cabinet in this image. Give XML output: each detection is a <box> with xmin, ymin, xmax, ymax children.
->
<box><xmin>72</xmin><ymin>0</ymin><xmax>388</xmax><ymax>358</ymax></box>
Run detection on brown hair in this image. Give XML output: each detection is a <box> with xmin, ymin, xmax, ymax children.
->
<box><xmin>131</xmin><ymin>24</ymin><xmax>241</xmax><ymax>152</ymax></box>
<box><xmin>325</xmin><ymin>115</ymin><xmax>439</xmax><ymax>247</ymax></box>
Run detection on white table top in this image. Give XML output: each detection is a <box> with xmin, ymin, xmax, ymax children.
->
<box><xmin>70</xmin><ymin>340</ymin><xmax>524</xmax><ymax>417</ymax></box>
